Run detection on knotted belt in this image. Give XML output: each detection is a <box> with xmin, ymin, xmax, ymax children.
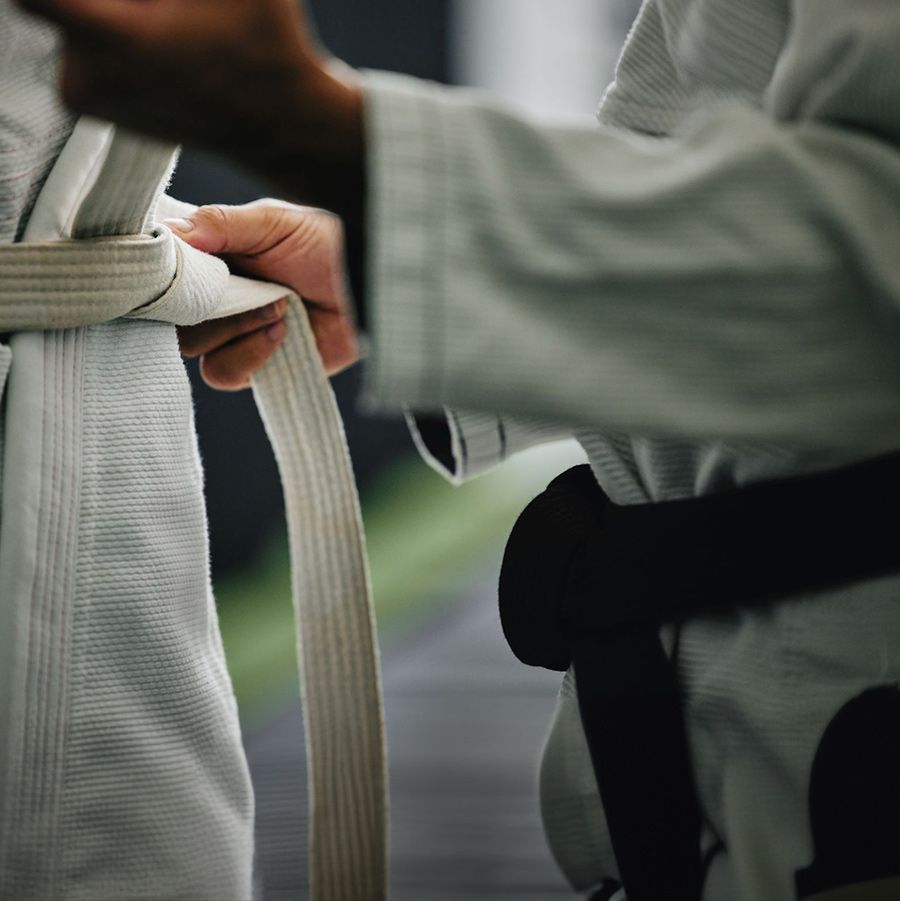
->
<box><xmin>0</xmin><ymin>120</ymin><xmax>387</xmax><ymax>901</ymax></box>
<box><xmin>500</xmin><ymin>457</ymin><xmax>900</xmax><ymax>900</ymax></box>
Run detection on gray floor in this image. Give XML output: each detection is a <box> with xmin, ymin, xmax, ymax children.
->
<box><xmin>245</xmin><ymin>586</ymin><xmax>577</xmax><ymax>901</ymax></box>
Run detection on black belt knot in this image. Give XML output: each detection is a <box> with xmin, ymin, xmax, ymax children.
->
<box><xmin>499</xmin><ymin>464</ymin><xmax>607</xmax><ymax>673</ymax></box>
<box><xmin>500</xmin><ymin>464</ymin><xmax>704</xmax><ymax>900</ymax></box>
<box><xmin>499</xmin><ymin>453</ymin><xmax>900</xmax><ymax>901</ymax></box>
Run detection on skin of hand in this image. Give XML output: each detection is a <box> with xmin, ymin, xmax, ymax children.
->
<box><xmin>173</xmin><ymin>201</ymin><xmax>360</xmax><ymax>390</ymax></box>
<box><xmin>14</xmin><ymin>0</ymin><xmax>365</xmax><ymax>218</ymax></box>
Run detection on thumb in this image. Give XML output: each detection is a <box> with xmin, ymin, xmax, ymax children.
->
<box><xmin>163</xmin><ymin>204</ymin><xmax>266</xmax><ymax>256</ymax></box>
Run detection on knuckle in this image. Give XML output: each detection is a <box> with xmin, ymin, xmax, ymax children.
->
<box><xmin>193</xmin><ymin>204</ymin><xmax>231</xmax><ymax>249</ymax></box>
<box><xmin>194</xmin><ymin>204</ymin><xmax>229</xmax><ymax>230</ymax></box>
<box><xmin>254</xmin><ymin>298</ymin><xmax>288</xmax><ymax>324</ymax></box>
<box><xmin>261</xmin><ymin>204</ymin><xmax>292</xmax><ymax>235</ymax></box>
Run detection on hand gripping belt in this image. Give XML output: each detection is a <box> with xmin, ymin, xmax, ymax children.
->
<box><xmin>0</xmin><ymin>119</ymin><xmax>387</xmax><ymax>901</ymax></box>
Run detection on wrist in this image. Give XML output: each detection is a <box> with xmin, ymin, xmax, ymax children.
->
<box><xmin>250</xmin><ymin>55</ymin><xmax>370</xmax><ymax>337</ymax></box>
<box><xmin>244</xmin><ymin>56</ymin><xmax>366</xmax><ymax>220</ymax></box>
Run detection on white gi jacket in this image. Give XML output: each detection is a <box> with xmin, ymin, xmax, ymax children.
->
<box><xmin>0</xmin><ymin>12</ymin><xmax>255</xmax><ymax>896</ymax></box>
<box><xmin>360</xmin><ymin>2</ymin><xmax>900</xmax><ymax>899</ymax></box>
<box><xmin>0</xmin><ymin>6</ymin><xmax>387</xmax><ymax>900</ymax></box>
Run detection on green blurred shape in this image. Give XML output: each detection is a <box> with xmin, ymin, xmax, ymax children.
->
<box><xmin>215</xmin><ymin>441</ymin><xmax>584</xmax><ymax>721</ymax></box>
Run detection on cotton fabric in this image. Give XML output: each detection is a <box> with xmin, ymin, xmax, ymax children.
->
<box><xmin>0</xmin><ymin>23</ymin><xmax>254</xmax><ymax>885</ymax></box>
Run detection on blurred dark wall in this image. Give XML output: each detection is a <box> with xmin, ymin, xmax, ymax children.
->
<box><xmin>171</xmin><ymin>1</ymin><xmax>451</xmax><ymax>574</ymax></box>
<box><xmin>310</xmin><ymin>0</ymin><xmax>450</xmax><ymax>78</ymax></box>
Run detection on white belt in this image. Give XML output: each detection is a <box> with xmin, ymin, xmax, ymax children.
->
<box><xmin>0</xmin><ymin>121</ymin><xmax>388</xmax><ymax>901</ymax></box>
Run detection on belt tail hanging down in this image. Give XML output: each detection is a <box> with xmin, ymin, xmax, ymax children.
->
<box><xmin>252</xmin><ymin>301</ymin><xmax>389</xmax><ymax>901</ymax></box>
<box><xmin>158</xmin><ymin>192</ymin><xmax>390</xmax><ymax>901</ymax></box>
<box><xmin>0</xmin><ymin>123</ymin><xmax>388</xmax><ymax>901</ymax></box>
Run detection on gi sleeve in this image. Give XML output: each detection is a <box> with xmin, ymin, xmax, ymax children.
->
<box><xmin>360</xmin><ymin>1</ymin><xmax>900</xmax><ymax>455</ymax></box>
<box><xmin>406</xmin><ymin>409</ymin><xmax>570</xmax><ymax>485</ymax></box>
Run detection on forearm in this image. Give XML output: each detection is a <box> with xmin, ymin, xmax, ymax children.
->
<box><xmin>361</xmin><ymin>71</ymin><xmax>900</xmax><ymax>453</ymax></box>
<box><xmin>15</xmin><ymin>0</ymin><xmax>370</xmax><ymax>256</ymax></box>
<box><xmin>245</xmin><ymin>64</ymin><xmax>367</xmax><ymax>234</ymax></box>
<box><xmin>231</xmin><ymin>62</ymin><xmax>368</xmax><ymax>318</ymax></box>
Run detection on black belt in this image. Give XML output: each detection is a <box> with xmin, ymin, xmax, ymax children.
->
<box><xmin>499</xmin><ymin>454</ymin><xmax>900</xmax><ymax>901</ymax></box>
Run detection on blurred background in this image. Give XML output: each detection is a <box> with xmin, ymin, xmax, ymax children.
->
<box><xmin>169</xmin><ymin>2</ymin><xmax>641</xmax><ymax>898</ymax></box>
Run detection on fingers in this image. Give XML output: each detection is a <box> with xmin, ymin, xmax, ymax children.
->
<box><xmin>178</xmin><ymin>299</ymin><xmax>288</xmax><ymax>358</ymax></box>
<box><xmin>168</xmin><ymin>200</ymin><xmax>359</xmax><ymax>379</ymax></box>
<box><xmin>306</xmin><ymin>308</ymin><xmax>362</xmax><ymax>376</ymax></box>
<box><xmin>197</xmin><ymin>319</ymin><xmax>288</xmax><ymax>392</ymax></box>
<box><xmin>165</xmin><ymin>203</ymin><xmax>346</xmax><ymax>312</ymax></box>
<box><xmin>178</xmin><ymin>300</ymin><xmax>288</xmax><ymax>391</ymax></box>
<box><xmin>166</xmin><ymin>204</ymin><xmax>288</xmax><ymax>257</ymax></box>
<box><xmin>165</xmin><ymin>202</ymin><xmax>336</xmax><ymax>262</ymax></box>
